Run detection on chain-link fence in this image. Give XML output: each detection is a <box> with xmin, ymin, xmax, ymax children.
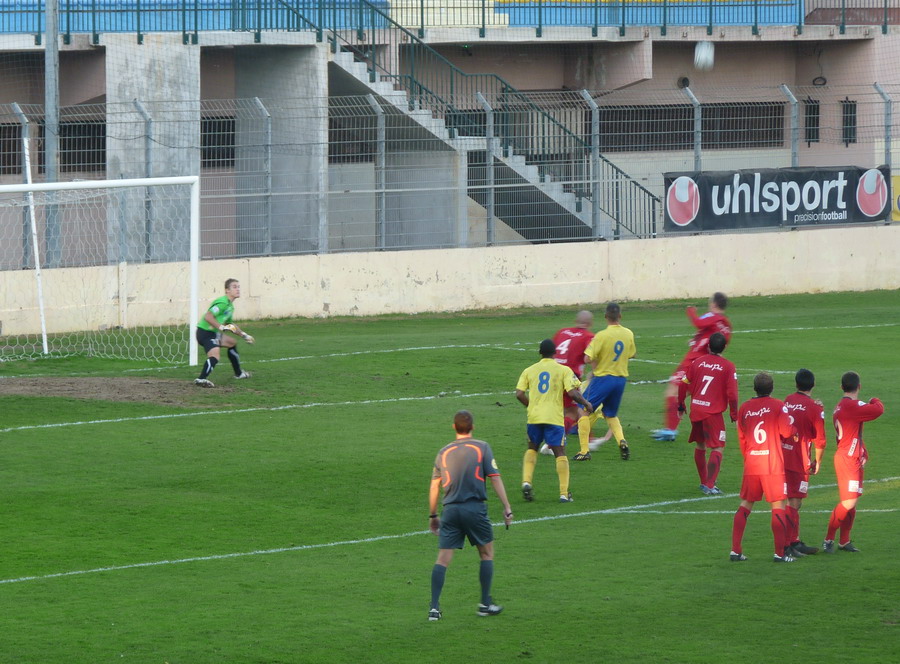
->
<box><xmin>0</xmin><ymin>83</ymin><xmax>896</xmax><ymax>262</ymax></box>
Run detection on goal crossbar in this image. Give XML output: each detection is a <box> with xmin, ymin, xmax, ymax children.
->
<box><xmin>1</xmin><ymin>175</ymin><xmax>201</xmax><ymax>365</ymax></box>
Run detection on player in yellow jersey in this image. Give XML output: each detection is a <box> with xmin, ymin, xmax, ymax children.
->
<box><xmin>516</xmin><ymin>339</ymin><xmax>594</xmax><ymax>503</ymax></box>
<box><xmin>575</xmin><ymin>302</ymin><xmax>636</xmax><ymax>462</ymax></box>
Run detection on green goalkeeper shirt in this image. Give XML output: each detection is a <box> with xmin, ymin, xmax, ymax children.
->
<box><xmin>197</xmin><ymin>295</ymin><xmax>235</xmax><ymax>331</ymax></box>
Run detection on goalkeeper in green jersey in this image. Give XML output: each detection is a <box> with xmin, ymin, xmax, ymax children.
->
<box><xmin>194</xmin><ymin>278</ymin><xmax>255</xmax><ymax>387</ymax></box>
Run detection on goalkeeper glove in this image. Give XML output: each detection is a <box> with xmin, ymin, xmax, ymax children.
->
<box><xmin>220</xmin><ymin>324</ymin><xmax>237</xmax><ymax>333</ymax></box>
<box><xmin>242</xmin><ymin>333</ymin><xmax>255</xmax><ymax>344</ymax></box>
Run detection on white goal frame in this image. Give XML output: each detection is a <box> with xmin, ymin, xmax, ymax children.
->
<box><xmin>0</xmin><ymin>176</ymin><xmax>201</xmax><ymax>365</ymax></box>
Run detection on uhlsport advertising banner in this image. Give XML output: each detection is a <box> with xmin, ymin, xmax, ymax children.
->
<box><xmin>664</xmin><ymin>166</ymin><xmax>891</xmax><ymax>232</ymax></box>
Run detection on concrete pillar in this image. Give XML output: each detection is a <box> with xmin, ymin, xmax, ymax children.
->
<box><xmin>105</xmin><ymin>34</ymin><xmax>200</xmax><ymax>262</ymax></box>
<box><xmin>234</xmin><ymin>43</ymin><xmax>328</xmax><ymax>255</ymax></box>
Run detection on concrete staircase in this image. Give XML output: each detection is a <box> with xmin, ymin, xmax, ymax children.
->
<box><xmin>330</xmin><ymin>48</ymin><xmax>597</xmax><ymax>241</ymax></box>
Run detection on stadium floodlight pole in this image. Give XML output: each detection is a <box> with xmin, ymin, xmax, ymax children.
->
<box><xmin>12</xmin><ymin>102</ymin><xmax>50</xmax><ymax>355</ymax></box>
<box><xmin>44</xmin><ymin>0</ymin><xmax>61</xmax><ymax>267</ymax></box>
<box><xmin>874</xmin><ymin>83</ymin><xmax>892</xmax><ymax>170</ymax></box>
<box><xmin>780</xmin><ymin>84</ymin><xmax>800</xmax><ymax>168</ymax></box>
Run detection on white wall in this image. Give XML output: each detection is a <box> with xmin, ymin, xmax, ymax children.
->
<box><xmin>3</xmin><ymin>225</ymin><xmax>896</xmax><ymax>336</ymax></box>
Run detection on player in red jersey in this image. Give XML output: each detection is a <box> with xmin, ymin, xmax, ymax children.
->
<box><xmin>781</xmin><ymin>369</ymin><xmax>827</xmax><ymax>557</ymax></box>
<box><xmin>553</xmin><ymin>310</ymin><xmax>595</xmax><ymax>433</ymax></box>
<box><xmin>730</xmin><ymin>373</ymin><xmax>796</xmax><ymax>563</ymax></box>
<box><xmin>679</xmin><ymin>332</ymin><xmax>738</xmax><ymax>496</ymax></box>
<box><xmin>653</xmin><ymin>292</ymin><xmax>731</xmax><ymax>442</ymax></box>
<box><xmin>541</xmin><ymin>310</ymin><xmax>611</xmax><ymax>455</ymax></box>
<box><xmin>822</xmin><ymin>371</ymin><xmax>884</xmax><ymax>554</ymax></box>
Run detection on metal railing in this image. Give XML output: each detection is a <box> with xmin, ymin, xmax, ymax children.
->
<box><xmin>314</xmin><ymin>0</ymin><xmax>659</xmax><ymax>238</ymax></box>
<box><xmin>2</xmin><ymin>1</ymin><xmax>899</xmax><ymax>41</ymax></box>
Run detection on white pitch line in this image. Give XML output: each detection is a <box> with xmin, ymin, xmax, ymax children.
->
<box><xmin>2</xmin><ymin>476</ymin><xmax>896</xmax><ymax>586</ymax></box>
<box><xmin>661</xmin><ymin>322</ymin><xmax>899</xmax><ymax>338</ymax></box>
<box><xmin>0</xmin><ymin>391</ymin><xmax>506</xmax><ymax>434</ymax></box>
<box><xmin>613</xmin><ymin>509</ymin><xmax>900</xmax><ymax>515</ymax></box>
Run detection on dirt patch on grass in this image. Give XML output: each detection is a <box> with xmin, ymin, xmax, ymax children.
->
<box><xmin>0</xmin><ymin>376</ymin><xmax>232</xmax><ymax>407</ymax></box>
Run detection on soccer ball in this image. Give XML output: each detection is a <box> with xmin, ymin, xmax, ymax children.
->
<box><xmin>694</xmin><ymin>41</ymin><xmax>715</xmax><ymax>71</ymax></box>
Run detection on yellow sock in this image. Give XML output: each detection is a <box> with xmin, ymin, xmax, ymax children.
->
<box><xmin>577</xmin><ymin>416</ymin><xmax>592</xmax><ymax>454</ymax></box>
<box><xmin>523</xmin><ymin>448</ymin><xmax>538</xmax><ymax>484</ymax></box>
<box><xmin>605</xmin><ymin>416</ymin><xmax>625</xmax><ymax>444</ymax></box>
<box><xmin>556</xmin><ymin>455</ymin><xmax>570</xmax><ymax>495</ymax></box>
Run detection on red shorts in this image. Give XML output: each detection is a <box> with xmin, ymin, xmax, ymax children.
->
<box><xmin>740</xmin><ymin>473</ymin><xmax>787</xmax><ymax>503</ymax></box>
<box><xmin>834</xmin><ymin>453</ymin><xmax>865</xmax><ymax>501</ymax></box>
<box><xmin>785</xmin><ymin>469</ymin><xmax>810</xmax><ymax>499</ymax></box>
<box><xmin>688</xmin><ymin>413</ymin><xmax>726</xmax><ymax>449</ymax></box>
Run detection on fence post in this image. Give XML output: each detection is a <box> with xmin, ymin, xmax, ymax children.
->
<box><xmin>682</xmin><ymin>86</ymin><xmax>702</xmax><ymax>172</ymax></box>
<box><xmin>477</xmin><ymin>92</ymin><xmax>495</xmax><ymax>246</ymax></box>
<box><xmin>419</xmin><ymin>0</ymin><xmax>425</xmax><ymax>38</ymax></box>
<box><xmin>780</xmin><ymin>84</ymin><xmax>799</xmax><ymax>167</ymax></box>
<box><xmin>133</xmin><ymin>100</ymin><xmax>155</xmax><ymax>261</ymax></box>
<box><xmin>366</xmin><ymin>94</ymin><xmax>387</xmax><ymax>250</ymax></box>
<box><xmin>874</xmin><ymin>83</ymin><xmax>892</xmax><ymax>170</ymax></box>
<box><xmin>481</xmin><ymin>0</ymin><xmax>486</xmax><ymax>38</ymax></box>
<box><xmin>252</xmin><ymin>97</ymin><xmax>273</xmax><ymax>256</ymax></box>
<box><xmin>580</xmin><ymin>90</ymin><xmax>603</xmax><ymax>240</ymax></box>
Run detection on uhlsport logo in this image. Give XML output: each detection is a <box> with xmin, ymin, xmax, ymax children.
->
<box><xmin>856</xmin><ymin>168</ymin><xmax>888</xmax><ymax>217</ymax></box>
<box><xmin>666</xmin><ymin>175</ymin><xmax>700</xmax><ymax>226</ymax></box>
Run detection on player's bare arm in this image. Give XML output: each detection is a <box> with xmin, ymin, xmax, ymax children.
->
<box><xmin>515</xmin><ymin>389</ymin><xmax>529</xmax><ymax>408</ymax></box>
<box><xmin>567</xmin><ymin>388</ymin><xmax>593</xmax><ymax>414</ymax></box>
<box><xmin>489</xmin><ymin>475</ymin><xmax>513</xmax><ymax>528</ymax></box>
<box><xmin>428</xmin><ymin>477</ymin><xmax>442</xmax><ymax>534</ymax></box>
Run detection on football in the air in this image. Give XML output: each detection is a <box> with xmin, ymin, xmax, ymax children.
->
<box><xmin>694</xmin><ymin>41</ymin><xmax>715</xmax><ymax>71</ymax></box>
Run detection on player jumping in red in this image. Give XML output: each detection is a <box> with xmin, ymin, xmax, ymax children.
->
<box><xmin>652</xmin><ymin>292</ymin><xmax>731</xmax><ymax>441</ymax></box>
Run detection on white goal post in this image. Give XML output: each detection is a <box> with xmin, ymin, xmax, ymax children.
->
<box><xmin>0</xmin><ymin>176</ymin><xmax>200</xmax><ymax>365</ymax></box>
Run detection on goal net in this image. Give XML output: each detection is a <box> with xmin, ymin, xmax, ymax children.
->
<box><xmin>0</xmin><ymin>176</ymin><xmax>200</xmax><ymax>364</ymax></box>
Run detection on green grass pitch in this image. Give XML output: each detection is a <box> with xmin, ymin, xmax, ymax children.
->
<box><xmin>1</xmin><ymin>291</ymin><xmax>898</xmax><ymax>663</ymax></box>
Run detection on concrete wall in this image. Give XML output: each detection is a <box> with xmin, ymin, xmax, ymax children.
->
<box><xmin>328</xmin><ymin>162</ymin><xmax>378</xmax><ymax>250</ymax></box>
<box><xmin>234</xmin><ymin>44</ymin><xmax>329</xmax><ymax>255</ymax></box>
<box><xmin>385</xmin><ymin>150</ymin><xmax>460</xmax><ymax>248</ymax></box>
<box><xmin>3</xmin><ymin>225</ymin><xmax>896</xmax><ymax>335</ymax></box>
<box><xmin>105</xmin><ymin>34</ymin><xmax>200</xmax><ymax>262</ymax></box>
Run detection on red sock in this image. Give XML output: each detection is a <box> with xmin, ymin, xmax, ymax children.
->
<box><xmin>731</xmin><ymin>505</ymin><xmax>751</xmax><ymax>553</ymax></box>
<box><xmin>826</xmin><ymin>504</ymin><xmax>850</xmax><ymax>541</ymax></box>
<box><xmin>705</xmin><ymin>450</ymin><xmax>722</xmax><ymax>489</ymax></box>
<box><xmin>665</xmin><ymin>396</ymin><xmax>680</xmax><ymax>430</ymax></box>
<box><xmin>786</xmin><ymin>506</ymin><xmax>800</xmax><ymax>544</ymax></box>
<box><xmin>693</xmin><ymin>449</ymin><xmax>707</xmax><ymax>484</ymax></box>
<box><xmin>771</xmin><ymin>508</ymin><xmax>788</xmax><ymax>556</ymax></box>
<box><xmin>839</xmin><ymin>507</ymin><xmax>856</xmax><ymax>545</ymax></box>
